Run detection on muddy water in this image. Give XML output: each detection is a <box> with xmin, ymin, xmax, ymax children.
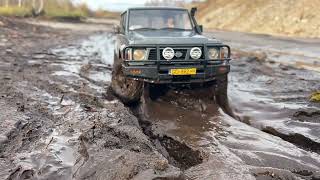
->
<box><xmin>54</xmin><ymin>33</ymin><xmax>320</xmax><ymax>179</ymax></box>
<box><xmin>136</xmin><ymin>86</ymin><xmax>320</xmax><ymax>179</ymax></box>
<box><xmin>3</xmin><ymin>24</ymin><xmax>319</xmax><ymax>179</ymax></box>
<box><xmin>206</xmin><ymin>30</ymin><xmax>320</xmax><ymax>72</ymax></box>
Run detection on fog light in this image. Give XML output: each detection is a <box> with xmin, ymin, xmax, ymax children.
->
<box><xmin>130</xmin><ymin>69</ymin><xmax>141</xmax><ymax>75</ymax></box>
<box><xmin>190</xmin><ymin>47</ymin><xmax>202</xmax><ymax>59</ymax></box>
<box><xmin>218</xmin><ymin>67</ymin><xmax>228</xmax><ymax>73</ymax></box>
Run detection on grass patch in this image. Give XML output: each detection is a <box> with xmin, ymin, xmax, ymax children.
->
<box><xmin>42</xmin><ymin>1</ymin><xmax>89</xmax><ymax>20</ymax></box>
<box><xmin>0</xmin><ymin>0</ymin><xmax>119</xmax><ymax>20</ymax></box>
<box><xmin>0</xmin><ymin>6</ymin><xmax>31</xmax><ymax>17</ymax></box>
<box><xmin>310</xmin><ymin>91</ymin><xmax>320</xmax><ymax>102</ymax></box>
<box><xmin>44</xmin><ymin>9</ymin><xmax>87</xmax><ymax>20</ymax></box>
<box><xmin>93</xmin><ymin>9</ymin><xmax>119</xmax><ymax>19</ymax></box>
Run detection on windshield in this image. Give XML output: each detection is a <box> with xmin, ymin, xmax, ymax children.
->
<box><xmin>129</xmin><ymin>9</ymin><xmax>193</xmax><ymax>31</ymax></box>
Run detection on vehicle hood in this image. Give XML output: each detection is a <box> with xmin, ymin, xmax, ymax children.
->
<box><xmin>128</xmin><ymin>30</ymin><xmax>221</xmax><ymax>45</ymax></box>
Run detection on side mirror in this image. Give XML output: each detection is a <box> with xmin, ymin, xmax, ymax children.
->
<box><xmin>113</xmin><ymin>25</ymin><xmax>120</xmax><ymax>34</ymax></box>
<box><xmin>198</xmin><ymin>25</ymin><xmax>203</xmax><ymax>33</ymax></box>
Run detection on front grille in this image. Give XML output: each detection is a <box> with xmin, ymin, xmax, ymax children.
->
<box><xmin>147</xmin><ymin>47</ymin><xmax>204</xmax><ymax>61</ymax></box>
<box><xmin>148</xmin><ymin>49</ymin><xmax>157</xmax><ymax>60</ymax></box>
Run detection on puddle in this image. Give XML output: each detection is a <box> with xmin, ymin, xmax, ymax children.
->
<box><xmin>9</xmin><ymin>129</ymin><xmax>78</xmax><ymax>179</ymax></box>
<box><xmin>50</xmin><ymin>33</ymin><xmax>114</xmax><ymax>65</ymax></box>
<box><xmin>208</xmin><ymin>31</ymin><xmax>320</xmax><ymax>72</ymax></box>
<box><xmin>46</xmin><ymin>129</ymin><xmax>77</xmax><ymax>166</ymax></box>
<box><xmin>227</xmin><ymin>57</ymin><xmax>320</xmax><ymax>152</ymax></box>
<box><xmin>52</xmin><ymin>71</ymin><xmax>80</xmax><ymax>77</ymax></box>
<box><xmin>49</xmin><ymin>33</ymin><xmax>114</xmax><ymax>90</ymax></box>
<box><xmin>88</xmin><ymin>71</ymin><xmax>111</xmax><ymax>82</ymax></box>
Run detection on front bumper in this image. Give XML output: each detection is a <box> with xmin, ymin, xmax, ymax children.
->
<box><xmin>123</xmin><ymin>60</ymin><xmax>230</xmax><ymax>84</ymax></box>
<box><xmin>122</xmin><ymin>44</ymin><xmax>231</xmax><ymax>84</ymax></box>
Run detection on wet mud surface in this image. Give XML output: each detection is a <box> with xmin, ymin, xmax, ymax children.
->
<box><xmin>0</xmin><ymin>17</ymin><xmax>319</xmax><ymax>180</ymax></box>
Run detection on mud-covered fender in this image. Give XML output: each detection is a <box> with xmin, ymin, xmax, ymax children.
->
<box><xmin>114</xmin><ymin>34</ymin><xmax>129</xmax><ymax>60</ymax></box>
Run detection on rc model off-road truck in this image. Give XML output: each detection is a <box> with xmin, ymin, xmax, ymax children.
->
<box><xmin>112</xmin><ymin>7</ymin><xmax>231</xmax><ymax>104</ymax></box>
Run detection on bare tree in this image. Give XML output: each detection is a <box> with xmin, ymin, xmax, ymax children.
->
<box><xmin>31</xmin><ymin>0</ymin><xmax>44</xmax><ymax>16</ymax></box>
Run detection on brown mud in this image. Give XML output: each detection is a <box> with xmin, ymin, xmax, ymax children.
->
<box><xmin>0</xmin><ymin>17</ymin><xmax>320</xmax><ymax>180</ymax></box>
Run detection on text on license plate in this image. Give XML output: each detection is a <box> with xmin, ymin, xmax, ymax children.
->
<box><xmin>169</xmin><ymin>68</ymin><xmax>197</xmax><ymax>75</ymax></box>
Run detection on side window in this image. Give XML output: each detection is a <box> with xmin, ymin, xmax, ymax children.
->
<box><xmin>121</xmin><ymin>12</ymin><xmax>127</xmax><ymax>33</ymax></box>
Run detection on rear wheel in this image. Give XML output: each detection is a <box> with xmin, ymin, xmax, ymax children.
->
<box><xmin>111</xmin><ymin>54</ymin><xmax>143</xmax><ymax>104</ymax></box>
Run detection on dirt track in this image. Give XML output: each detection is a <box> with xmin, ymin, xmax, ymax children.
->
<box><xmin>0</xmin><ymin>17</ymin><xmax>319</xmax><ymax>180</ymax></box>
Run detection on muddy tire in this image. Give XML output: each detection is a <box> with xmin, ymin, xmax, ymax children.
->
<box><xmin>111</xmin><ymin>54</ymin><xmax>143</xmax><ymax>104</ymax></box>
<box><xmin>214</xmin><ymin>75</ymin><xmax>229</xmax><ymax>109</ymax></box>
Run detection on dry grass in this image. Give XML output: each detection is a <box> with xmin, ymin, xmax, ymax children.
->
<box><xmin>0</xmin><ymin>6</ymin><xmax>31</xmax><ymax>17</ymax></box>
<box><xmin>0</xmin><ymin>1</ymin><xmax>118</xmax><ymax>20</ymax></box>
<box><xmin>194</xmin><ymin>0</ymin><xmax>320</xmax><ymax>38</ymax></box>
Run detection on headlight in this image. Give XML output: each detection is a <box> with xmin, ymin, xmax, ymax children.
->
<box><xmin>133</xmin><ymin>49</ymin><xmax>146</xmax><ymax>60</ymax></box>
<box><xmin>190</xmin><ymin>47</ymin><xmax>202</xmax><ymax>59</ymax></box>
<box><xmin>208</xmin><ymin>48</ymin><xmax>219</xmax><ymax>59</ymax></box>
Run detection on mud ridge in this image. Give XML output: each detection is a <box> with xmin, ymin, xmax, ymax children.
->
<box><xmin>263</xmin><ymin>126</ymin><xmax>320</xmax><ymax>154</ymax></box>
<box><xmin>131</xmin><ymin>105</ymin><xmax>204</xmax><ymax>170</ymax></box>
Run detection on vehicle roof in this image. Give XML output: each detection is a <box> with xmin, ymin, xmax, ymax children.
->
<box><xmin>121</xmin><ymin>6</ymin><xmax>188</xmax><ymax>14</ymax></box>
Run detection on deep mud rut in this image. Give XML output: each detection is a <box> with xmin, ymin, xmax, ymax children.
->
<box><xmin>0</xmin><ymin>17</ymin><xmax>319</xmax><ymax>180</ymax></box>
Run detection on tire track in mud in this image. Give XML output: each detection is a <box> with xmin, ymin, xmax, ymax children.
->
<box><xmin>2</xmin><ymin>31</ymin><xmax>198</xmax><ymax>179</ymax></box>
<box><xmin>131</xmin><ymin>105</ymin><xmax>204</xmax><ymax>170</ymax></box>
<box><xmin>226</xmin><ymin>52</ymin><xmax>320</xmax><ymax>155</ymax></box>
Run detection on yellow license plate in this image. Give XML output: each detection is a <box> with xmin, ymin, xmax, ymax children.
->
<box><xmin>169</xmin><ymin>68</ymin><xmax>197</xmax><ymax>75</ymax></box>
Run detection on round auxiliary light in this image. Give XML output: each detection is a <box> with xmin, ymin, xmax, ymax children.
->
<box><xmin>162</xmin><ymin>47</ymin><xmax>175</xmax><ymax>60</ymax></box>
<box><xmin>190</xmin><ymin>47</ymin><xmax>202</xmax><ymax>59</ymax></box>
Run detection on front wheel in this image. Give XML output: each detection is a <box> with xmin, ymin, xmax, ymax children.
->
<box><xmin>111</xmin><ymin>54</ymin><xmax>143</xmax><ymax>105</ymax></box>
<box><xmin>214</xmin><ymin>75</ymin><xmax>229</xmax><ymax>109</ymax></box>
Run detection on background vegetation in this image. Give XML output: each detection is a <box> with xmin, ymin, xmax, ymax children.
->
<box><xmin>193</xmin><ymin>0</ymin><xmax>320</xmax><ymax>38</ymax></box>
<box><xmin>0</xmin><ymin>0</ymin><xmax>119</xmax><ymax>20</ymax></box>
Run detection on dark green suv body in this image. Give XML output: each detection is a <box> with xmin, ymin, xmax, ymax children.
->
<box><xmin>112</xmin><ymin>7</ymin><xmax>231</xmax><ymax>104</ymax></box>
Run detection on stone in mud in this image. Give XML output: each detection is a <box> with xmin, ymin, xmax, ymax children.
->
<box><xmin>32</xmin><ymin>54</ymin><xmax>46</xmax><ymax>59</ymax></box>
<box><xmin>0</xmin><ymin>21</ymin><xmax>4</xmax><ymax>26</ymax></box>
<box><xmin>0</xmin><ymin>135</ymin><xmax>8</xmax><ymax>145</ymax></box>
<box><xmin>5</xmin><ymin>49</ymin><xmax>13</xmax><ymax>54</ymax></box>
<box><xmin>251</xmin><ymin>167</ymin><xmax>304</xmax><ymax>180</ymax></box>
<box><xmin>279</xmin><ymin>64</ymin><xmax>289</xmax><ymax>71</ymax></box>
<box><xmin>154</xmin><ymin>159</ymin><xmax>169</xmax><ymax>171</ymax></box>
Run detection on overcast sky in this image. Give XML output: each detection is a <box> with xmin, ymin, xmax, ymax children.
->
<box><xmin>72</xmin><ymin>0</ymin><xmax>147</xmax><ymax>11</ymax></box>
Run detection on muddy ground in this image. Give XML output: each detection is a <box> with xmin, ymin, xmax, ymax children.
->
<box><xmin>0</xmin><ymin>17</ymin><xmax>319</xmax><ymax>180</ymax></box>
